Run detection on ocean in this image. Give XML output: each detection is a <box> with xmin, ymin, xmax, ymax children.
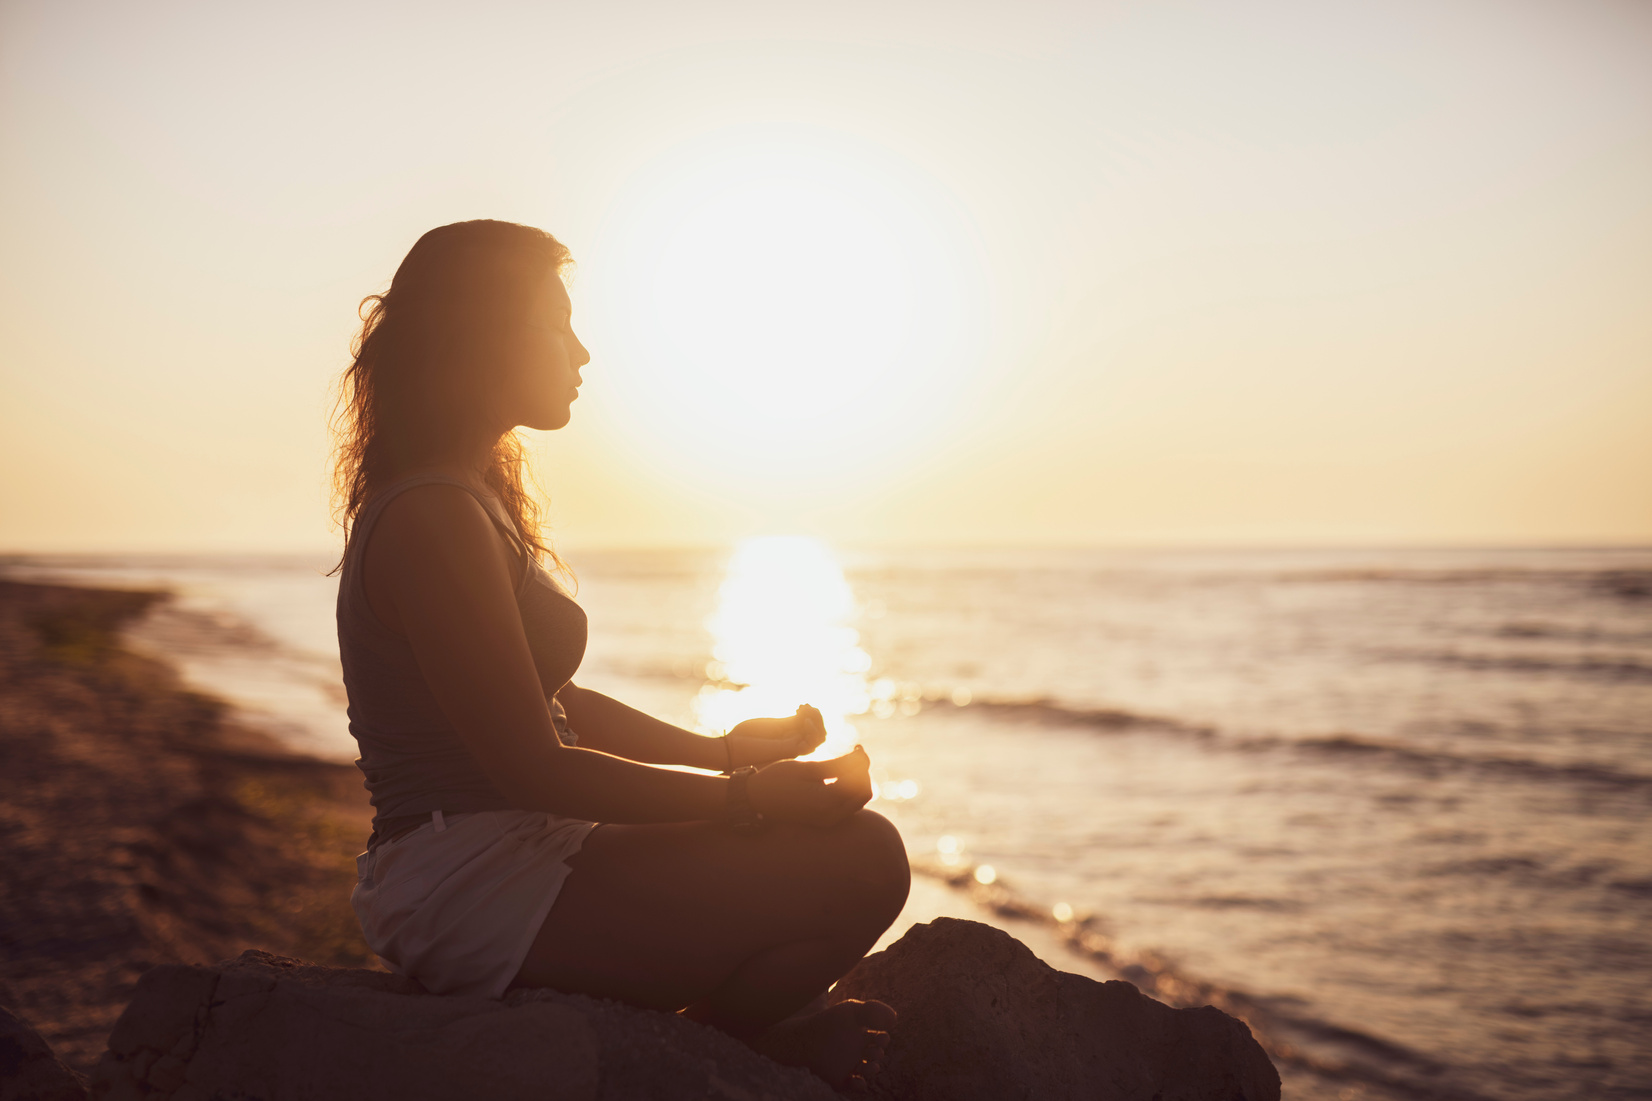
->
<box><xmin>6</xmin><ymin>543</ymin><xmax>1649</xmax><ymax>1101</ymax></box>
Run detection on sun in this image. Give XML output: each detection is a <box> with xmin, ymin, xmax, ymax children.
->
<box><xmin>585</xmin><ymin>126</ymin><xmax>988</xmax><ymax>496</ymax></box>
<box><xmin>695</xmin><ymin>535</ymin><xmax>870</xmax><ymax>760</ymax></box>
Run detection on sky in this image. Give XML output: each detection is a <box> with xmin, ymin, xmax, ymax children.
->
<box><xmin>1</xmin><ymin>0</ymin><xmax>1648</xmax><ymax>551</ymax></box>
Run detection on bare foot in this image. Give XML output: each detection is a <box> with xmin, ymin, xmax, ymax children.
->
<box><xmin>751</xmin><ymin>999</ymin><xmax>896</xmax><ymax>1091</ymax></box>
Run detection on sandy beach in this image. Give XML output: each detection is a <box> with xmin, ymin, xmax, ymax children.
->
<box><xmin>0</xmin><ymin>579</ymin><xmax>377</xmax><ymax>1075</ymax></box>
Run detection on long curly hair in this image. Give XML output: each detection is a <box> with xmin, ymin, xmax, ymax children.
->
<box><xmin>331</xmin><ymin>220</ymin><xmax>572</xmax><ymax>567</ymax></box>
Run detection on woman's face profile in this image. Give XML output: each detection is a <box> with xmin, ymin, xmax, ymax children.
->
<box><xmin>495</xmin><ymin>272</ymin><xmax>589</xmax><ymax>433</ymax></box>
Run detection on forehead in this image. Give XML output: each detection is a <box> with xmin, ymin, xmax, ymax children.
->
<box><xmin>532</xmin><ymin>273</ymin><xmax>572</xmax><ymax>316</ymax></box>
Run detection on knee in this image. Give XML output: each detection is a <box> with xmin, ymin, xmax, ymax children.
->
<box><xmin>841</xmin><ymin>809</ymin><xmax>910</xmax><ymax>918</ymax></box>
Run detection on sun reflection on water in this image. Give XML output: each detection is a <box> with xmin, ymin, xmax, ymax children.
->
<box><xmin>694</xmin><ymin>536</ymin><xmax>872</xmax><ymax>760</ymax></box>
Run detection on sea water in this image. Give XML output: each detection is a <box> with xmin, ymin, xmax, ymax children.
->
<box><xmin>6</xmin><ymin>545</ymin><xmax>1649</xmax><ymax>1101</ymax></box>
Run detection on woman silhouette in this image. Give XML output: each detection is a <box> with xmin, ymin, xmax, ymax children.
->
<box><xmin>333</xmin><ymin>219</ymin><xmax>908</xmax><ymax>1089</ymax></box>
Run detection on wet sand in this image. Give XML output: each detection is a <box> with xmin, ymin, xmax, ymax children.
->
<box><xmin>0</xmin><ymin>580</ymin><xmax>377</xmax><ymax>1075</ymax></box>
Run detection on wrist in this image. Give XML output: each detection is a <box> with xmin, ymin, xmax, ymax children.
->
<box><xmin>725</xmin><ymin>765</ymin><xmax>767</xmax><ymax>833</ymax></box>
<box><xmin>696</xmin><ymin>733</ymin><xmax>735</xmax><ymax>773</ymax></box>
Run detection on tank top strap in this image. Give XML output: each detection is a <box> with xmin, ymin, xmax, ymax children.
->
<box><xmin>344</xmin><ymin>473</ymin><xmax>531</xmax><ymax>606</ymax></box>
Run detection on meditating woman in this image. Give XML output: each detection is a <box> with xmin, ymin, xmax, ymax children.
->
<box><xmin>332</xmin><ymin>219</ymin><xmax>909</xmax><ymax>1090</ymax></box>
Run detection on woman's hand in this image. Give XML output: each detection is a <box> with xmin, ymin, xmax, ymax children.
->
<box><xmin>727</xmin><ymin>704</ymin><xmax>828</xmax><ymax>767</ymax></box>
<box><xmin>749</xmin><ymin>745</ymin><xmax>873</xmax><ymax>828</ymax></box>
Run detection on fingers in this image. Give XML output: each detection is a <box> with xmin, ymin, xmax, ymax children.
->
<box><xmin>819</xmin><ymin>747</ymin><xmax>873</xmax><ymax>802</ymax></box>
<box><xmin>796</xmin><ymin>707</ymin><xmax>826</xmax><ymax>754</ymax></box>
<box><xmin>768</xmin><ymin>764</ymin><xmax>873</xmax><ymax>825</ymax></box>
<box><xmin>814</xmin><ymin>746</ymin><xmax>874</xmax><ymax>818</ymax></box>
<box><xmin>812</xmin><ymin>744</ymin><xmax>870</xmax><ymax>779</ymax></box>
<box><xmin>749</xmin><ymin>744</ymin><xmax>877</xmax><ymax>826</ymax></box>
<box><xmin>790</xmin><ymin>748</ymin><xmax>869</xmax><ymax>794</ymax></box>
<box><xmin>816</xmin><ymin>743</ymin><xmax>867</xmax><ymax>768</ymax></box>
<box><xmin>834</xmin><ymin>751</ymin><xmax>874</xmax><ymax>807</ymax></box>
<box><xmin>786</xmin><ymin>704</ymin><xmax>828</xmax><ymax>753</ymax></box>
<box><xmin>732</xmin><ymin>707</ymin><xmax>828</xmax><ymax>760</ymax></box>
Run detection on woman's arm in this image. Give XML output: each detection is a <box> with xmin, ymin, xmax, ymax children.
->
<box><xmin>556</xmin><ymin>684</ymin><xmax>722</xmax><ymax>770</ymax></box>
<box><xmin>365</xmin><ymin>485</ymin><xmax>858</xmax><ymax>824</ymax></box>
<box><xmin>558</xmin><ymin>684</ymin><xmax>826</xmax><ymax>770</ymax></box>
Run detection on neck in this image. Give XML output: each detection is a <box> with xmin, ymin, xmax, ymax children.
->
<box><xmin>384</xmin><ymin>428</ymin><xmax>505</xmax><ymax>492</ymax></box>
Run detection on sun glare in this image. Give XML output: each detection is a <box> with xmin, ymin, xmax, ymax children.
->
<box><xmin>589</xmin><ymin>128</ymin><xmax>988</xmax><ymax>494</ymax></box>
<box><xmin>694</xmin><ymin>535</ymin><xmax>871</xmax><ymax>759</ymax></box>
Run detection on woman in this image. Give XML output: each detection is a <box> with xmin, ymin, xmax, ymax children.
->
<box><xmin>333</xmin><ymin>219</ymin><xmax>909</xmax><ymax>1090</ymax></box>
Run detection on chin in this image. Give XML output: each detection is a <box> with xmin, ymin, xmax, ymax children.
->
<box><xmin>525</xmin><ymin>407</ymin><xmax>573</xmax><ymax>432</ymax></box>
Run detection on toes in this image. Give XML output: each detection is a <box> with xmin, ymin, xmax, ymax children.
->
<box><xmin>850</xmin><ymin>998</ymin><xmax>897</xmax><ymax>1031</ymax></box>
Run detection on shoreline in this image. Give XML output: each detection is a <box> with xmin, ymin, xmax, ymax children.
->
<box><xmin>0</xmin><ymin>575</ymin><xmax>1134</xmax><ymax>1078</ymax></box>
<box><xmin>0</xmin><ymin>576</ymin><xmax>1375</xmax><ymax>1098</ymax></box>
<box><xmin>0</xmin><ymin>579</ymin><xmax>376</xmax><ymax>1075</ymax></box>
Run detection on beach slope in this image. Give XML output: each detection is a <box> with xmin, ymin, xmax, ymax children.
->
<box><xmin>0</xmin><ymin>580</ymin><xmax>375</xmax><ymax>1075</ymax></box>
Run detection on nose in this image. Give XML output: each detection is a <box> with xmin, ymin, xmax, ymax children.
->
<box><xmin>570</xmin><ymin>333</ymin><xmax>591</xmax><ymax>369</ymax></box>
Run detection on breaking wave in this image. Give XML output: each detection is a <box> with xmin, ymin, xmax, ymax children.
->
<box><xmin>932</xmin><ymin>695</ymin><xmax>1652</xmax><ymax>793</ymax></box>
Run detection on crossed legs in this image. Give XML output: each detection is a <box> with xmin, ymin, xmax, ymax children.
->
<box><xmin>510</xmin><ymin>809</ymin><xmax>911</xmax><ymax>1087</ymax></box>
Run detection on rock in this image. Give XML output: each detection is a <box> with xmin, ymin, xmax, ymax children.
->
<box><xmin>90</xmin><ymin>950</ymin><xmax>835</xmax><ymax>1101</ymax></box>
<box><xmin>89</xmin><ymin>926</ymin><xmax>1280</xmax><ymax>1101</ymax></box>
<box><xmin>828</xmin><ymin>917</ymin><xmax>1281</xmax><ymax>1101</ymax></box>
<box><xmin>0</xmin><ymin>1005</ymin><xmax>88</xmax><ymax>1101</ymax></box>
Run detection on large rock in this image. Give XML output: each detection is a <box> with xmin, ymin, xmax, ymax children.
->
<box><xmin>829</xmin><ymin>917</ymin><xmax>1281</xmax><ymax>1101</ymax></box>
<box><xmin>89</xmin><ymin>950</ymin><xmax>835</xmax><ymax>1101</ymax></box>
<box><xmin>1</xmin><ymin>1006</ymin><xmax>87</xmax><ymax>1101</ymax></box>
<box><xmin>87</xmin><ymin>924</ymin><xmax>1279</xmax><ymax>1101</ymax></box>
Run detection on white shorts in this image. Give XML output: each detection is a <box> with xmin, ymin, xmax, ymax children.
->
<box><xmin>351</xmin><ymin>809</ymin><xmax>596</xmax><ymax>998</ymax></box>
